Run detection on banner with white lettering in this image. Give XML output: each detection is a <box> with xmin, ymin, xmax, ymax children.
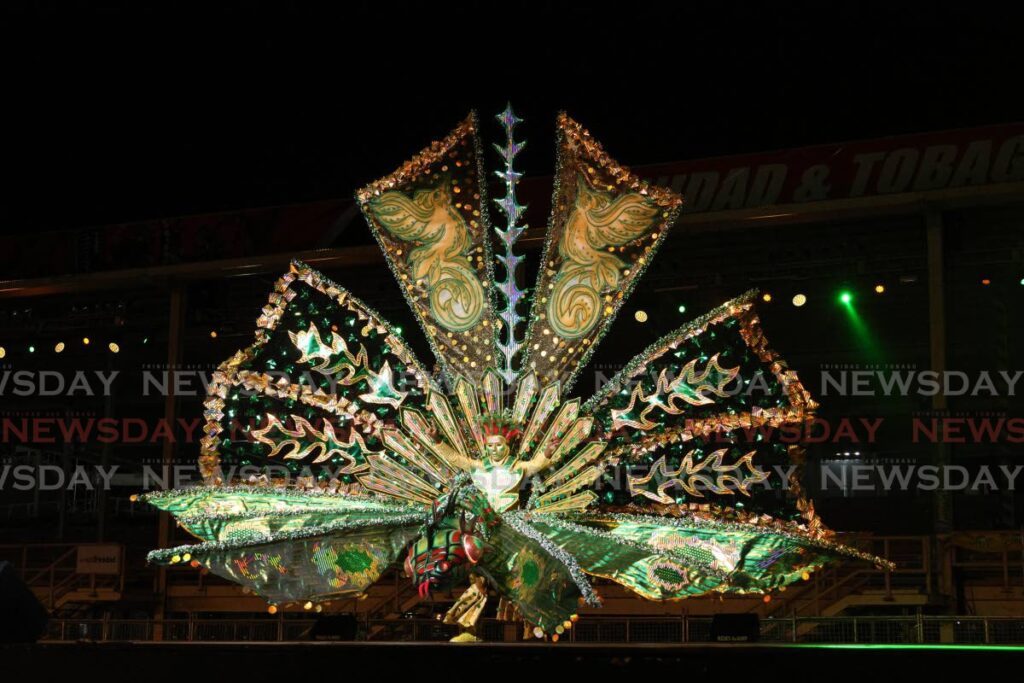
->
<box><xmin>636</xmin><ymin>123</ymin><xmax>1024</xmax><ymax>213</ymax></box>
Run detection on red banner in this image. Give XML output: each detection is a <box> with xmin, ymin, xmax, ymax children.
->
<box><xmin>634</xmin><ymin>123</ymin><xmax>1024</xmax><ymax>213</ymax></box>
<box><xmin>5</xmin><ymin>124</ymin><xmax>1021</xmax><ymax>280</ymax></box>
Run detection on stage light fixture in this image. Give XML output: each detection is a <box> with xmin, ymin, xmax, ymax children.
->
<box><xmin>634</xmin><ymin>310</ymin><xmax>648</xmax><ymax>323</ymax></box>
<box><xmin>54</xmin><ymin>342</ymin><xmax>65</xmax><ymax>353</ymax></box>
<box><xmin>874</xmin><ymin>284</ymin><xmax>885</xmax><ymax>294</ymax></box>
<box><xmin>792</xmin><ymin>293</ymin><xmax>807</xmax><ymax>307</ymax></box>
<box><xmin>28</xmin><ymin>345</ymin><xmax>35</xmax><ymax>353</ymax></box>
<box><xmin>839</xmin><ymin>291</ymin><xmax>853</xmax><ymax>305</ymax></box>
<box><xmin>982</xmin><ymin>278</ymin><xmax>991</xmax><ymax>286</ymax></box>
<box><xmin>762</xmin><ymin>293</ymin><xmax>772</xmax><ymax>302</ymax></box>
<box><xmin>108</xmin><ymin>342</ymin><xmax>120</xmax><ymax>354</ymax></box>
<box><xmin>677</xmin><ymin>304</ymin><xmax>686</xmax><ymax>314</ymax></box>
<box><xmin>0</xmin><ymin>347</ymin><xmax>6</xmax><ymax>359</ymax></box>
<box><xmin>83</xmin><ymin>337</ymin><xmax>90</xmax><ymax>345</ymax></box>
<box><xmin>210</xmin><ymin>330</ymin><xmax>218</xmax><ymax>339</ymax></box>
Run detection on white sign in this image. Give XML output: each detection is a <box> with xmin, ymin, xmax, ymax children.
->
<box><xmin>75</xmin><ymin>544</ymin><xmax>122</xmax><ymax>575</ymax></box>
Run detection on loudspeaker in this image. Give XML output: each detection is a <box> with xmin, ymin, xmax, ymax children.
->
<box><xmin>0</xmin><ymin>561</ymin><xmax>49</xmax><ymax>643</ymax></box>
<box><xmin>307</xmin><ymin>614</ymin><xmax>357</xmax><ymax>641</ymax></box>
<box><xmin>709</xmin><ymin>613</ymin><xmax>760</xmax><ymax>642</ymax></box>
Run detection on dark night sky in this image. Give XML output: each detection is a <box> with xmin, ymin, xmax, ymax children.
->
<box><xmin>1</xmin><ymin>2</ymin><xmax>1021</xmax><ymax>235</ymax></box>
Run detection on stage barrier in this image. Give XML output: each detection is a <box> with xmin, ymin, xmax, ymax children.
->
<box><xmin>38</xmin><ymin>615</ymin><xmax>1024</xmax><ymax>645</ymax></box>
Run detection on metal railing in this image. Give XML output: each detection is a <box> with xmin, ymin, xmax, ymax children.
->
<box><xmin>758</xmin><ymin>535</ymin><xmax>931</xmax><ymax>619</ymax></box>
<box><xmin>45</xmin><ymin>618</ymin><xmax>317</xmax><ymax>642</ymax></box>
<box><xmin>39</xmin><ymin>615</ymin><xmax>1024</xmax><ymax>645</ymax></box>
<box><xmin>0</xmin><ymin>543</ymin><xmax>125</xmax><ymax>609</ymax></box>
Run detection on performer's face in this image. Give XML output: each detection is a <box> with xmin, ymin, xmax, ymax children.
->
<box><xmin>484</xmin><ymin>434</ymin><xmax>511</xmax><ymax>466</ymax></box>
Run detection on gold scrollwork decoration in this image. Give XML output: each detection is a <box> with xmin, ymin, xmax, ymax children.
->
<box><xmin>548</xmin><ymin>177</ymin><xmax>660</xmax><ymax>339</ymax></box>
<box><xmin>627</xmin><ymin>450</ymin><xmax>768</xmax><ymax>503</ymax></box>
<box><xmin>369</xmin><ymin>179</ymin><xmax>485</xmax><ymax>332</ymax></box>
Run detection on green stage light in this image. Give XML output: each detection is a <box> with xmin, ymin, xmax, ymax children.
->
<box><xmin>836</xmin><ymin>286</ymin><xmax>881</xmax><ymax>362</ymax></box>
<box><xmin>677</xmin><ymin>304</ymin><xmax>686</xmax><ymax>314</ymax></box>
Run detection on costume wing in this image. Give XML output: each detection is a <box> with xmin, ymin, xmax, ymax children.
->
<box><xmin>519</xmin><ymin>114</ymin><xmax>682</xmax><ymax>392</ymax></box>
<box><xmin>523</xmin><ymin>292</ymin><xmax>890</xmax><ymax>602</ymax></box>
<box><xmin>198</xmin><ymin>260</ymin><xmax>433</xmax><ymax>486</ymax></box>
<box><xmin>526</xmin><ymin>511</ymin><xmax>887</xmax><ymax>600</ymax></box>
<box><xmin>357</xmin><ymin>113</ymin><xmax>501</xmax><ymax>382</ymax></box>
<box><xmin>145</xmin><ymin>262</ymin><xmax>448</xmax><ymax>604</ymax></box>
<box><xmin>579</xmin><ymin>290</ymin><xmax>820</xmax><ymax>526</ymax></box>
<box><xmin>143</xmin><ymin>487</ymin><xmax>422</xmax><ymax>604</ymax></box>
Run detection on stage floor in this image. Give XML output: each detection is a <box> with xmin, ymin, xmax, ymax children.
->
<box><xmin>4</xmin><ymin>641</ymin><xmax>1023</xmax><ymax>680</ymax></box>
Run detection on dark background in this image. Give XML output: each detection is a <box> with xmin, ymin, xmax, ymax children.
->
<box><xmin>2</xmin><ymin>2</ymin><xmax>1022</xmax><ymax>234</ymax></box>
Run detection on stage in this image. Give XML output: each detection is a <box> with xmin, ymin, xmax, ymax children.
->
<box><xmin>4</xmin><ymin>641</ymin><xmax>1022</xmax><ymax>680</ymax></box>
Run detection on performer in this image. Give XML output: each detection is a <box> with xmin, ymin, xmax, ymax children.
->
<box><xmin>141</xmin><ymin>107</ymin><xmax>890</xmax><ymax>640</ymax></box>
